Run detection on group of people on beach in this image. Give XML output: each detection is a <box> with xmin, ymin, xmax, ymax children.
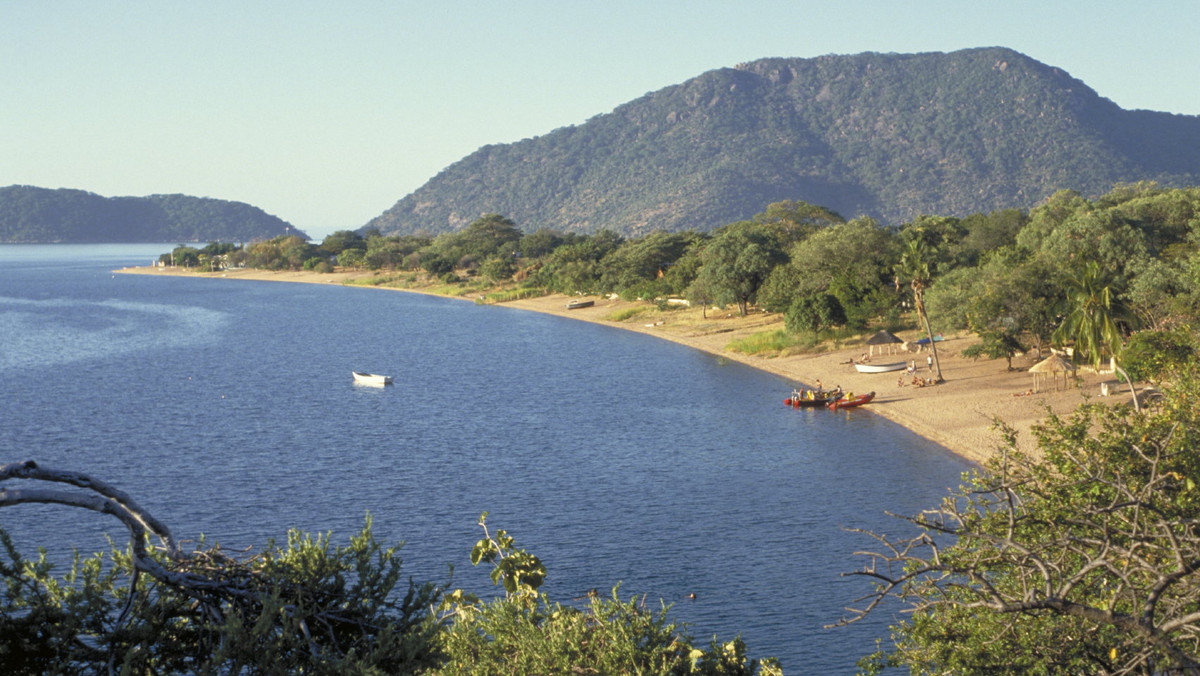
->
<box><xmin>902</xmin><ymin>356</ymin><xmax>934</xmax><ymax>374</ymax></box>
<box><xmin>897</xmin><ymin>357</ymin><xmax>936</xmax><ymax>388</ymax></box>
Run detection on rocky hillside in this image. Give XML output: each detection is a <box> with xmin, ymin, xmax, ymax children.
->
<box><xmin>366</xmin><ymin>47</ymin><xmax>1200</xmax><ymax>237</ymax></box>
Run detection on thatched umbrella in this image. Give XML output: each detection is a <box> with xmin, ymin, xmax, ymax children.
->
<box><xmin>866</xmin><ymin>330</ymin><xmax>903</xmax><ymax>356</ymax></box>
<box><xmin>1029</xmin><ymin>354</ymin><xmax>1076</xmax><ymax>392</ymax></box>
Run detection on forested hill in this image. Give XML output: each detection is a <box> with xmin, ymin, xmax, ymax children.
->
<box><xmin>0</xmin><ymin>186</ymin><xmax>305</xmax><ymax>243</ymax></box>
<box><xmin>366</xmin><ymin>47</ymin><xmax>1200</xmax><ymax>237</ymax></box>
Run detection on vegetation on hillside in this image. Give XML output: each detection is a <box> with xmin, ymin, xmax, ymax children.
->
<box><xmin>0</xmin><ymin>186</ymin><xmax>303</xmax><ymax>243</ymax></box>
<box><xmin>366</xmin><ymin>48</ymin><xmax>1200</xmax><ymax>238</ymax></box>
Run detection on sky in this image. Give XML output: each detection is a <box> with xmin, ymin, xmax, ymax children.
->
<box><xmin>3</xmin><ymin>1</ymin><xmax>1198</xmax><ymax>241</ymax></box>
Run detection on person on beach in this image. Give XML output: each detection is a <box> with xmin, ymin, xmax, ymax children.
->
<box><xmin>926</xmin><ymin>354</ymin><xmax>933</xmax><ymax>371</ymax></box>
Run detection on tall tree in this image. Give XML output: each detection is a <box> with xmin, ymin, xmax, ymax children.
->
<box><xmin>894</xmin><ymin>238</ymin><xmax>944</xmax><ymax>381</ymax></box>
<box><xmin>785</xmin><ymin>293</ymin><xmax>846</xmax><ymax>341</ymax></box>
<box><xmin>762</xmin><ymin>217</ymin><xmax>898</xmax><ymax>326</ymax></box>
<box><xmin>1052</xmin><ymin>260</ymin><xmax>1139</xmax><ymax>409</ymax></box>
<box><xmin>598</xmin><ymin>231</ymin><xmax>698</xmax><ymax>296</ymax></box>
<box><xmin>752</xmin><ymin>199</ymin><xmax>844</xmax><ymax>246</ymax></box>
<box><xmin>694</xmin><ymin>224</ymin><xmax>786</xmax><ymax>316</ymax></box>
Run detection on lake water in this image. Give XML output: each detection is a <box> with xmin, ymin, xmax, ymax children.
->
<box><xmin>0</xmin><ymin>244</ymin><xmax>972</xmax><ymax>673</ymax></box>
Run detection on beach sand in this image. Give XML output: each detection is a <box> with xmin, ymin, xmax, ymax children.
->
<box><xmin>117</xmin><ymin>265</ymin><xmax>1128</xmax><ymax>465</ymax></box>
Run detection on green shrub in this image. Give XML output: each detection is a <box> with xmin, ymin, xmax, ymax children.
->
<box><xmin>435</xmin><ymin>513</ymin><xmax>781</xmax><ymax>676</ymax></box>
<box><xmin>0</xmin><ymin>519</ymin><xmax>441</xmax><ymax>674</ymax></box>
<box><xmin>606</xmin><ymin>306</ymin><xmax>651</xmax><ymax>322</ymax></box>
<box><xmin>477</xmin><ymin>287</ymin><xmax>551</xmax><ymax>304</ymax></box>
<box><xmin>726</xmin><ymin>330</ymin><xmax>803</xmax><ymax>355</ymax></box>
<box><xmin>1</xmin><ymin>485</ymin><xmax>777</xmax><ymax>674</ymax></box>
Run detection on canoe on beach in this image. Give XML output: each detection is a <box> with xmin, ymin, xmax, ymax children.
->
<box><xmin>853</xmin><ymin>361</ymin><xmax>907</xmax><ymax>373</ymax></box>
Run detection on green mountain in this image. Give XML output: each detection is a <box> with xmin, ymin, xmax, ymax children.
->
<box><xmin>0</xmin><ymin>186</ymin><xmax>305</xmax><ymax>243</ymax></box>
<box><xmin>366</xmin><ymin>47</ymin><xmax>1200</xmax><ymax>237</ymax></box>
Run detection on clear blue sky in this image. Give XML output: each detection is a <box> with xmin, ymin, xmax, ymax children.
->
<box><xmin>3</xmin><ymin>1</ymin><xmax>1197</xmax><ymax>240</ymax></box>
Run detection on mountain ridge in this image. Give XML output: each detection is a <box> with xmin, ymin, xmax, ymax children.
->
<box><xmin>0</xmin><ymin>186</ymin><xmax>305</xmax><ymax>243</ymax></box>
<box><xmin>365</xmin><ymin>47</ymin><xmax>1200</xmax><ymax>237</ymax></box>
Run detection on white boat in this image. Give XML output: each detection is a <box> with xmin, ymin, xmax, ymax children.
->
<box><xmin>352</xmin><ymin>371</ymin><xmax>393</xmax><ymax>385</ymax></box>
<box><xmin>853</xmin><ymin>361</ymin><xmax>907</xmax><ymax>373</ymax></box>
<box><xmin>566</xmin><ymin>299</ymin><xmax>594</xmax><ymax>310</ymax></box>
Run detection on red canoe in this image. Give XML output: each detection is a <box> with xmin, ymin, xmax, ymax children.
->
<box><xmin>828</xmin><ymin>391</ymin><xmax>875</xmax><ymax>410</ymax></box>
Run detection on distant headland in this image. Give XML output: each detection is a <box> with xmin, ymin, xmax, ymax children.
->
<box><xmin>0</xmin><ymin>185</ymin><xmax>304</xmax><ymax>243</ymax></box>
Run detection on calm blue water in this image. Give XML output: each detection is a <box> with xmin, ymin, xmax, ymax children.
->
<box><xmin>0</xmin><ymin>244</ymin><xmax>971</xmax><ymax>673</ymax></box>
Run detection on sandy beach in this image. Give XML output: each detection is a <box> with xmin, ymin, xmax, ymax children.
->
<box><xmin>117</xmin><ymin>265</ymin><xmax>1125</xmax><ymax>465</ymax></box>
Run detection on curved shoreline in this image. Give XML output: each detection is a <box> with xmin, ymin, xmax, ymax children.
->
<box><xmin>116</xmin><ymin>265</ymin><xmax>1121</xmax><ymax>465</ymax></box>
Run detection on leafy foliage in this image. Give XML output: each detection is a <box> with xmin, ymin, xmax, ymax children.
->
<box><xmin>842</xmin><ymin>366</ymin><xmax>1200</xmax><ymax>674</ymax></box>
<box><xmin>0</xmin><ymin>499</ymin><xmax>779</xmax><ymax>674</ymax></box>
<box><xmin>761</xmin><ymin>217</ymin><xmax>896</xmax><ymax>327</ymax></box>
<box><xmin>0</xmin><ymin>518</ymin><xmax>441</xmax><ymax>674</ymax></box>
<box><xmin>1120</xmin><ymin>328</ymin><xmax>1198</xmax><ymax>383</ymax></box>
<box><xmin>960</xmin><ymin>328</ymin><xmax>1027</xmax><ymax>370</ymax></box>
<box><xmin>1051</xmin><ymin>260</ymin><xmax>1132</xmax><ymax>369</ymax></box>
<box><xmin>693</xmin><ymin>223</ymin><xmax>786</xmax><ymax>316</ymax></box>
<box><xmin>435</xmin><ymin>513</ymin><xmax>782</xmax><ymax>676</ymax></box>
<box><xmin>784</xmin><ymin>293</ymin><xmax>846</xmax><ymax>340</ymax></box>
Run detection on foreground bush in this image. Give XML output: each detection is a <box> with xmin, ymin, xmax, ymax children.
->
<box><xmin>434</xmin><ymin>513</ymin><xmax>782</xmax><ymax>676</ymax></box>
<box><xmin>0</xmin><ymin>513</ymin><xmax>439</xmax><ymax>674</ymax></box>
<box><xmin>0</xmin><ymin>468</ymin><xmax>778</xmax><ymax>674</ymax></box>
<box><xmin>842</xmin><ymin>367</ymin><xmax>1200</xmax><ymax>674</ymax></box>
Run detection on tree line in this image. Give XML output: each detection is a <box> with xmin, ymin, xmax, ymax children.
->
<box><xmin>169</xmin><ymin>181</ymin><xmax>1200</xmax><ymax>381</ymax></box>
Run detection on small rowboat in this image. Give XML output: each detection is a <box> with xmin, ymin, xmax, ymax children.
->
<box><xmin>853</xmin><ymin>361</ymin><xmax>907</xmax><ymax>373</ymax></box>
<box><xmin>352</xmin><ymin>371</ymin><xmax>393</xmax><ymax>386</ymax></box>
<box><xmin>566</xmin><ymin>299</ymin><xmax>594</xmax><ymax>310</ymax></box>
<box><xmin>829</xmin><ymin>391</ymin><xmax>875</xmax><ymax>410</ymax></box>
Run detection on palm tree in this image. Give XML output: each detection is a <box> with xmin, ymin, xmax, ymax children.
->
<box><xmin>1052</xmin><ymin>261</ymin><xmax>1139</xmax><ymax>410</ymax></box>
<box><xmin>895</xmin><ymin>239</ymin><xmax>944</xmax><ymax>382</ymax></box>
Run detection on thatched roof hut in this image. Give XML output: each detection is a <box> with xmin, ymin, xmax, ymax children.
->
<box><xmin>866</xmin><ymin>330</ymin><xmax>903</xmax><ymax>356</ymax></box>
<box><xmin>1029</xmin><ymin>354</ymin><xmax>1076</xmax><ymax>392</ymax></box>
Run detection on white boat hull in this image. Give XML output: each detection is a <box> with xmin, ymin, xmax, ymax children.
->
<box><xmin>854</xmin><ymin>362</ymin><xmax>907</xmax><ymax>373</ymax></box>
<box><xmin>352</xmin><ymin>371</ymin><xmax>393</xmax><ymax>385</ymax></box>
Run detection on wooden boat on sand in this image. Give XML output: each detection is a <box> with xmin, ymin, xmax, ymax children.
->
<box><xmin>566</xmin><ymin>299</ymin><xmax>594</xmax><ymax>310</ymax></box>
<box><xmin>853</xmin><ymin>361</ymin><xmax>907</xmax><ymax>373</ymax></box>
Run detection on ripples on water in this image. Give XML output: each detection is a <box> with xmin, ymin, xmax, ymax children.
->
<box><xmin>0</xmin><ymin>296</ymin><xmax>227</xmax><ymax>370</ymax></box>
<box><xmin>0</xmin><ymin>245</ymin><xmax>972</xmax><ymax>673</ymax></box>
